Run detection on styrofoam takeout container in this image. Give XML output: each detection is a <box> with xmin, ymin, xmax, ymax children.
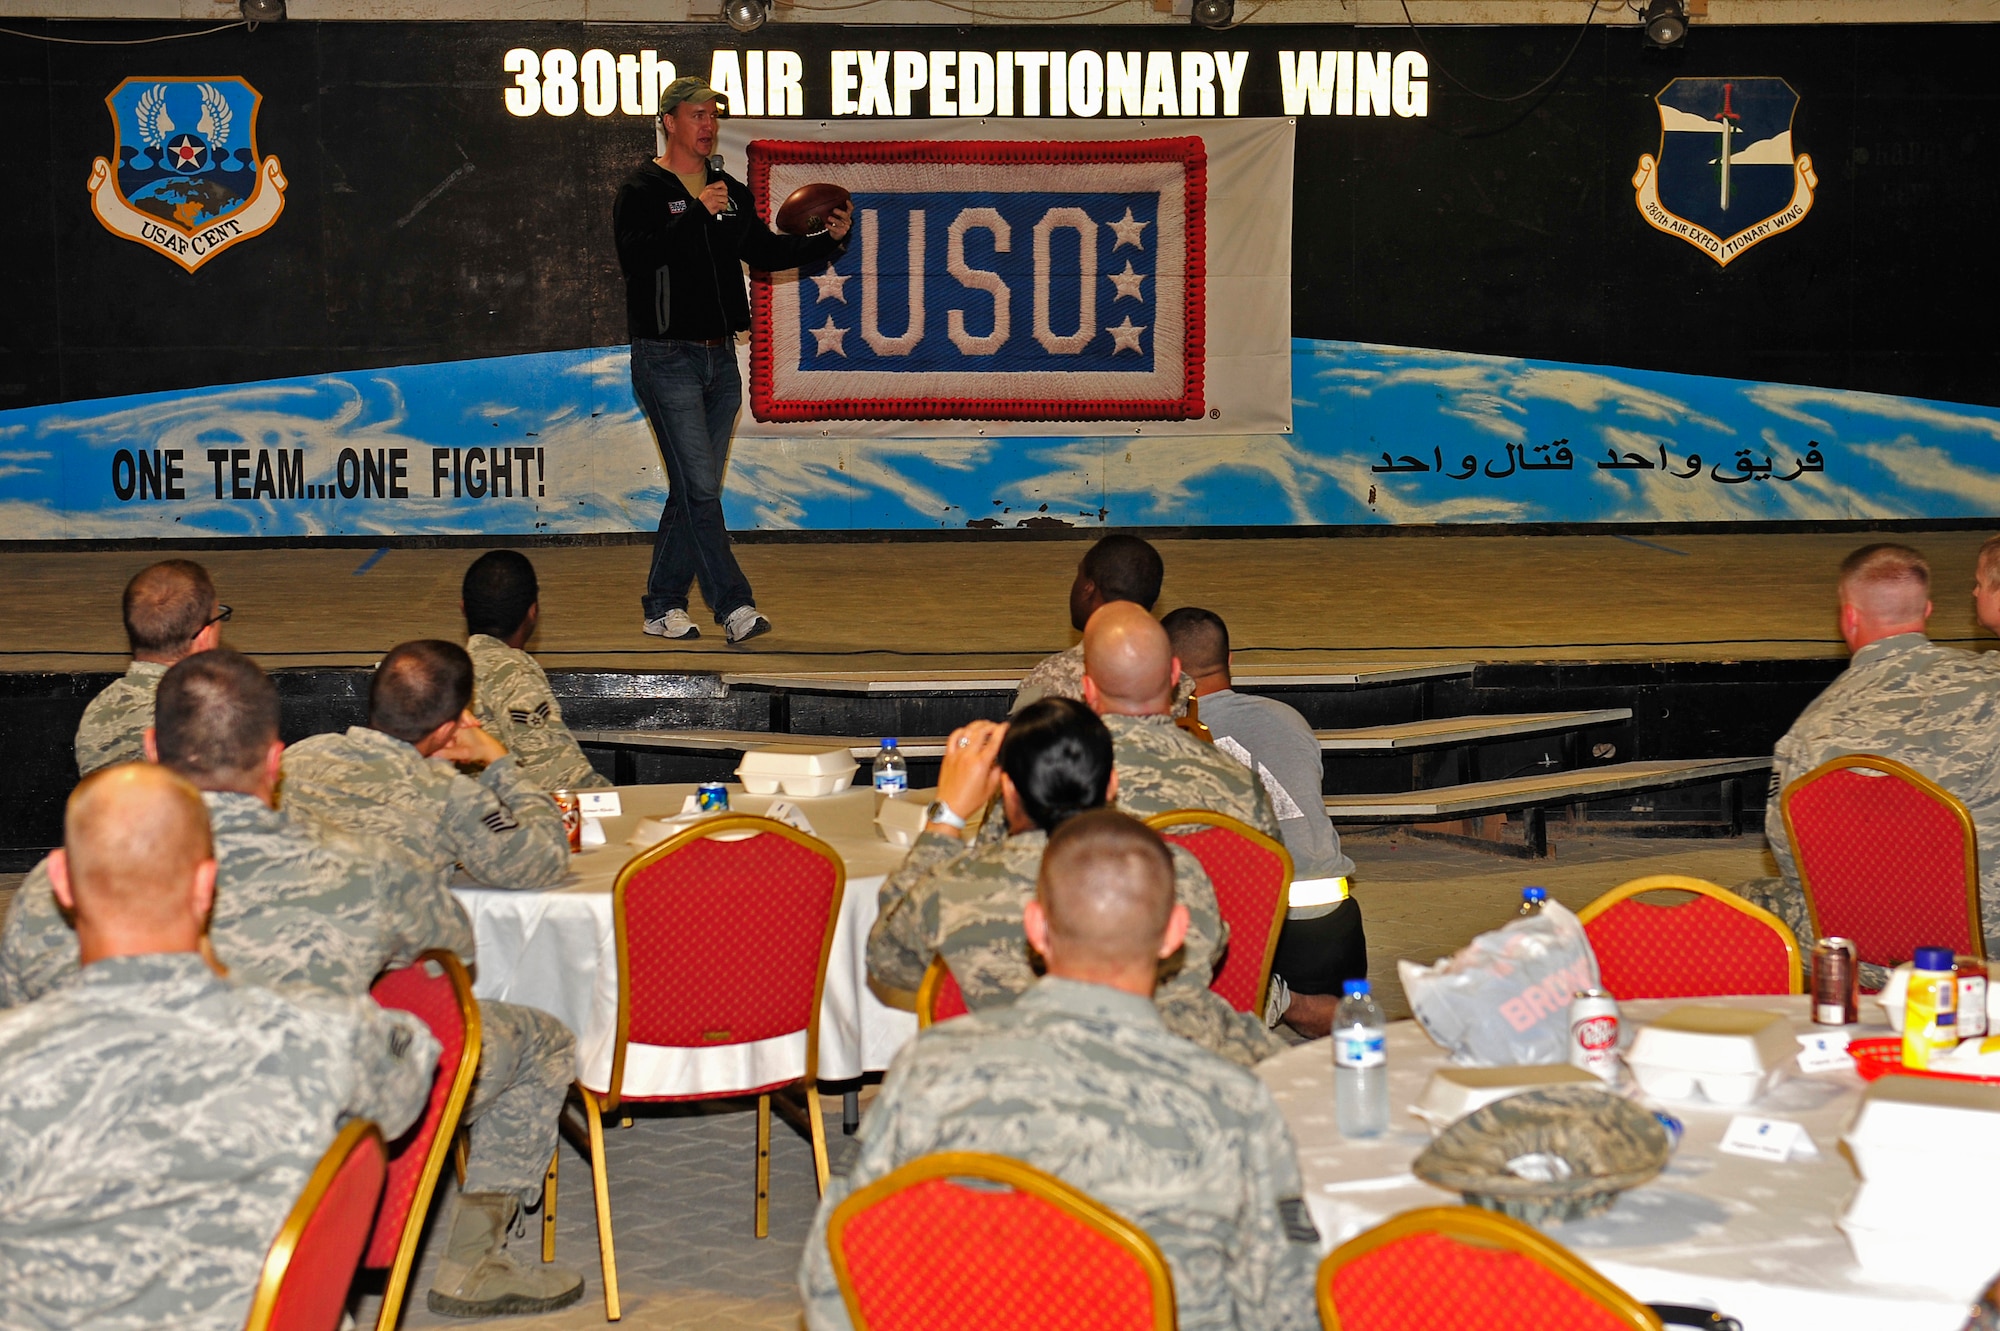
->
<box><xmin>1410</xmin><ymin>1064</ymin><xmax>1603</xmax><ymax>1134</ymax></box>
<box><xmin>874</xmin><ymin>795</ymin><xmax>929</xmax><ymax>847</ymax></box>
<box><xmin>1839</xmin><ymin>1178</ymin><xmax>2000</xmax><ymax>1296</ymax></box>
<box><xmin>1627</xmin><ymin>1006</ymin><xmax>1795</xmax><ymax>1106</ymax></box>
<box><xmin>1845</xmin><ymin>1073</ymin><xmax>2000</xmax><ymax>1187</ymax></box>
<box><xmin>736</xmin><ymin>745</ymin><xmax>859</xmax><ymax>797</ymax></box>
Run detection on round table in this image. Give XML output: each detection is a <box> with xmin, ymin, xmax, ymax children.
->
<box><xmin>1258</xmin><ymin>993</ymin><xmax>1980</xmax><ymax>1331</ymax></box>
<box><xmin>451</xmin><ymin>782</ymin><xmax>920</xmax><ymax>1098</ymax></box>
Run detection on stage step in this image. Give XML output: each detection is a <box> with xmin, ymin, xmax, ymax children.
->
<box><xmin>1323</xmin><ymin>757</ymin><xmax>1772</xmax><ymax>857</ymax></box>
<box><xmin>717</xmin><ymin>662</ymin><xmax>1474</xmax><ymax>694</ymax></box>
<box><xmin>1314</xmin><ymin>708</ymin><xmax>1630</xmax><ymax>752</ymax></box>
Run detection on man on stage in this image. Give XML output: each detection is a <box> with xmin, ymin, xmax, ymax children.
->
<box><xmin>615</xmin><ymin>77</ymin><xmax>851</xmax><ymax>645</ymax></box>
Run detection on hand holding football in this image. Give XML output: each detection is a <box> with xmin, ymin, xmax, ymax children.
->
<box><xmin>776</xmin><ymin>182</ymin><xmax>853</xmax><ymax>236</ymax></box>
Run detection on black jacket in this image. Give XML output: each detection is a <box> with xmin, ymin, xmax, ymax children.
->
<box><xmin>613</xmin><ymin>160</ymin><xmax>845</xmax><ymax>342</ymax></box>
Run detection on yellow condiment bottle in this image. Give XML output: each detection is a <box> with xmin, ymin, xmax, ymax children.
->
<box><xmin>1903</xmin><ymin>947</ymin><xmax>1961</xmax><ymax>1070</ymax></box>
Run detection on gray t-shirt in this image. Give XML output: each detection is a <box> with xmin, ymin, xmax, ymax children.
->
<box><xmin>1196</xmin><ymin>688</ymin><xmax>1355</xmax><ymax>882</ymax></box>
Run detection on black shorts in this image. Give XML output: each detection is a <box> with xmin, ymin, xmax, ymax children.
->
<box><xmin>1271</xmin><ymin>897</ymin><xmax>1367</xmax><ymax>995</ymax></box>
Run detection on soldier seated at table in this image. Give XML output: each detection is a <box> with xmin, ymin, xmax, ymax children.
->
<box><xmin>280</xmin><ymin>639</ymin><xmax>586</xmax><ymax>1316</ymax></box>
<box><xmin>462</xmin><ymin>549</ymin><xmax>611</xmax><ymax>794</ymax></box>
<box><xmin>806</xmin><ymin>810</ymin><xmax>1321</xmax><ymax>1331</ymax></box>
<box><xmin>1163</xmin><ymin>607</ymin><xmax>1368</xmax><ymax>1040</ymax></box>
<box><xmin>1737</xmin><ymin>543</ymin><xmax>2000</xmax><ymax>968</ymax></box>
<box><xmin>3</xmin><ymin>646</ymin><xmax>472</xmax><ymax>1008</ymax></box>
<box><xmin>75</xmin><ymin>558</ymin><xmax>227</xmax><ymax>777</ymax></box>
<box><xmin>1012</xmin><ymin>533</ymin><xmax>1194</xmax><ymax>716</ymax></box>
<box><xmin>869</xmin><ymin>697</ymin><xmax>1282</xmax><ymax>1066</ymax></box>
<box><xmin>0</xmin><ymin>763</ymin><xmax>440</xmax><ymax>1331</ymax></box>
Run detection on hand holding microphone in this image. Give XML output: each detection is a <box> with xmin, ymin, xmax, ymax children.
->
<box><xmin>701</xmin><ymin>152</ymin><xmax>729</xmax><ymax>219</ymax></box>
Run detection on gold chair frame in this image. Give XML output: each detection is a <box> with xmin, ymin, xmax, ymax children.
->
<box><xmin>915</xmin><ymin>954</ymin><xmax>954</xmax><ymax>1030</ymax></box>
<box><xmin>1143</xmin><ymin>809</ymin><xmax>1294</xmax><ymax>1018</ymax></box>
<box><xmin>243</xmin><ymin>1119</ymin><xmax>387</xmax><ymax>1331</ymax></box>
<box><xmin>1577</xmin><ymin>874</ymin><xmax>1803</xmax><ymax>994</ymax></box>
<box><xmin>1316</xmin><ymin>1206</ymin><xmax>1663</xmax><ymax>1331</ymax></box>
<box><xmin>371</xmin><ymin>950</ymin><xmax>482</xmax><ymax>1331</ymax></box>
<box><xmin>1779</xmin><ymin>753</ymin><xmax>1985</xmax><ymax>964</ymax></box>
<box><xmin>563</xmin><ymin>813</ymin><xmax>846</xmax><ymax>1321</ymax></box>
<box><xmin>826</xmin><ymin>1151</ymin><xmax>1177</xmax><ymax>1331</ymax></box>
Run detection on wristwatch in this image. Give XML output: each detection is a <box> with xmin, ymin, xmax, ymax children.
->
<box><xmin>925</xmin><ymin>800</ymin><xmax>968</xmax><ymax>831</ymax></box>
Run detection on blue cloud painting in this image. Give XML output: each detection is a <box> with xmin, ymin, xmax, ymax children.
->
<box><xmin>1</xmin><ymin>338</ymin><xmax>1995</xmax><ymax>538</ymax></box>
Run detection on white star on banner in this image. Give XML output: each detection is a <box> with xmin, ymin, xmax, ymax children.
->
<box><xmin>810</xmin><ymin>318</ymin><xmax>849</xmax><ymax>356</ymax></box>
<box><xmin>810</xmin><ymin>268</ymin><xmax>850</xmax><ymax>303</ymax></box>
<box><xmin>1107</xmin><ymin>261</ymin><xmax>1147</xmax><ymax>302</ymax></box>
<box><xmin>1106</xmin><ymin>208</ymin><xmax>1149</xmax><ymax>250</ymax></box>
<box><xmin>1105</xmin><ymin>316</ymin><xmax>1146</xmax><ymax>354</ymax></box>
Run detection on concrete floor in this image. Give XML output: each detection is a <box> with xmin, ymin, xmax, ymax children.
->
<box><xmin>5</xmin><ymin>528</ymin><xmax>1997</xmax><ymax>673</ymax></box>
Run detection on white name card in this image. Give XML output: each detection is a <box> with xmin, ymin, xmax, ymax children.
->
<box><xmin>1796</xmin><ymin>1031</ymin><xmax>1856</xmax><ymax>1075</ymax></box>
<box><xmin>1719</xmin><ymin>1115</ymin><xmax>1820</xmax><ymax>1163</ymax></box>
<box><xmin>579</xmin><ymin>791</ymin><xmax>622</xmax><ymax>817</ymax></box>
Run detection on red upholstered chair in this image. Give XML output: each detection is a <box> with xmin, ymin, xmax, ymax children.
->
<box><xmin>1318</xmin><ymin>1207</ymin><xmax>1663</xmax><ymax>1331</ymax></box>
<box><xmin>564</xmin><ymin>814</ymin><xmax>845</xmax><ymax>1321</ymax></box>
<box><xmin>827</xmin><ymin>1151</ymin><xmax>1175</xmax><ymax>1331</ymax></box>
<box><xmin>1781</xmin><ymin>754</ymin><xmax>1985</xmax><ymax>969</ymax></box>
<box><xmin>243</xmin><ymin>1119</ymin><xmax>389</xmax><ymax>1331</ymax></box>
<box><xmin>1579</xmin><ymin>875</ymin><xmax>1802</xmax><ymax>999</ymax></box>
<box><xmin>915</xmin><ymin>955</ymin><xmax>968</xmax><ymax>1028</ymax></box>
<box><xmin>1145</xmin><ymin>810</ymin><xmax>1293</xmax><ymax>1017</ymax></box>
<box><xmin>363</xmin><ymin>952</ymin><xmax>482</xmax><ymax>1331</ymax></box>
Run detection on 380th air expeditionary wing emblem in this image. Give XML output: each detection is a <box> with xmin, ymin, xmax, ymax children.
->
<box><xmin>87</xmin><ymin>77</ymin><xmax>287</xmax><ymax>273</ymax></box>
<box><xmin>1632</xmin><ymin>77</ymin><xmax>1816</xmax><ymax>267</ymax></box>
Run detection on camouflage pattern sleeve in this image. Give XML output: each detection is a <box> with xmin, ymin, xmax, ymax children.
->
<box><xmin>0</xmin><ymin>858</ymin><xmax>77</xmax><ymax>1009</ymax></box>
<box><xmin>312</xmin><ymin>991</ymin><xmax>442</xmax><ymax>1139</ymax></box>
<box><xmin>1107</xmin><ymin>713</ymin><xmax>1282</xmax><ymax>839</ymax></box>
<box><xmin>1231</xmin><ymin>1086</ymin><xmax>1327</xmax><ymax>1329</ymax></box>
<box><xmin>338</xmin><ymin>829</ymin><xmax>477</xmax><ymax>968</ymax></box>
<box><xmin>1167</xmin><ymin>842</ymin><xmax>1225</xmax><ymax>985</ymax></box>
<box><xmin>444</xmin><ymin>756</ymin><xmax>571</xmax><ymax>890</ymax></box>
<box><xmin>1764</xmin><ymin>722</ymin><xmax>1806</xmax><ymax>893</ymax></box>
<box><xmin>72</xmin><ymin>663</ymin><xmax>166</xmax><ymax>777</ymax></box>
<box><xmin>867</xmin><ymin>830</ymin><xmax>966</xmax><ymax>997</ymax></box>
<box><xmin>468</xmin><ymin>637</ymin><xmax>610</xmax><ymax>793</ymax></box>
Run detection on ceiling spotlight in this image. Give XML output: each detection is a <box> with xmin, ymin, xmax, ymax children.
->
<box><xmin>238</xmin><ymin>0</ymin><xmax>284</xmax><ymax>22</ymax></box>
<box><xmin>1642</xmin><ymin>0</ymin><xmax>1688</xmax><ymax>49</ymax></box>
<box><xmin>724</xmin><ymin>0</ymin><xmax>767</xmax><ymax>33</ymax></box>
<box><xmin>1190</xmin><ymin>0</ymin><xmax>1232</xmax><ymax>28</ymax></box>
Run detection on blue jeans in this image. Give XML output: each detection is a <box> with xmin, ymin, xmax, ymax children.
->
<box><xmin>631</xmin><ymin>338</ymin><xmax>755</xmax><ymax>623</ymax></box>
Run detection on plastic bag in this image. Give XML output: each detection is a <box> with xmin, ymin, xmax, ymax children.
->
<box><xmin>1398</xmin><ymin>900</ymin><xmax>1600</xmax><ymax>1066</ymax></box>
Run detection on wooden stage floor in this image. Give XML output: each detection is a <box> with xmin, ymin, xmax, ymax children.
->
<box><xmin>2</xmin><ymin>529</ymin><xmax>1994</xmax><ymax>674</ymax></box>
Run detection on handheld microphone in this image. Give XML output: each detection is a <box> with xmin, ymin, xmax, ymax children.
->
<box><xmin>708</xmin><ymin>153</ymin><xmax>725</xmax><ymax>221</ymax></box>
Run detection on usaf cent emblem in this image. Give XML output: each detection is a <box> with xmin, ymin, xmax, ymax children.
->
<box><xmin>87</xmin><ymin>77</ymin><xmax>287</xmax><ymax>273</ymax></box>
<box><xmin>1632</xmin><ymin>77</ymin><xmax>1817</xmax><ymax>267</ymax></box>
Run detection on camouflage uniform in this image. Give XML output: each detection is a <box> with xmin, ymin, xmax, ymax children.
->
<box><xmin>0</xmin><ymin>952</ymin><xmax>439</xmax><ymax>1331</ymax></box>
<box><xmin>1753</xmin><ymin>633</ymin><xmax>2000</xmax><ymax>958</ymax></box>
<box><xmin>279</xmin><ymin>726</ymin><xmax>576</xmax><ymax>1202</ymax></box>
<box><xmin>466</xmin><ymin>634</ymin><xmax>611</xmax><ymax>793</ymax></box>
<box><xmin>0</xmin><ymin>790</ymin><xmax>475</xmax><ymax>1008</ymax></box>
<box><xmin>798</xmin><ymin>976</ymin><xmax>1321</xmax><ymax>1331</ymax></box>
<box><xmin>1100</xmin><ymin>712</ymin><xmax>1284</xmax><ymax>839</ymax></box>
<box><xmin>73</xmin><ymin>660</ymin><xmax>167</xmax><ymax>777</ymax></box>
<box><xmin>870</xmin><ymin>829</ymin><xmax>1282</xmax><ymax>1065</ymax></box>
<box><xmin>1012</xmin><ymin>643</ymin><xmax>1196</xmax><ymax>716</ymax></box>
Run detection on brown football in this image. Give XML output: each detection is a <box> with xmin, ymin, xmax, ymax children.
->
<box><xmin>775</xmin><ymin>182</ymin><xmax>852</xmax><ymax>236</ymax></box>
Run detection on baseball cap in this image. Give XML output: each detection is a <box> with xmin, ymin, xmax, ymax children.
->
<box><xmin>660</xmin><ymin>76</ymin><xmax>724</xmax><ymax>115</ymax></box>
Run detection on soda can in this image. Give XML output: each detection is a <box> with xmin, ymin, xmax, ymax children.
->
<box><xmin>552</xmin><ymin>789</ymin><xmax>582</xmax><ymax>853</ymax></box>
<box><xmin>1956</xmin><ymin>955</ymin><xmax>1989</xmax><ymax>1040</ymax></box>
<box><xmin>1812</xmin><ymin>938</ymin><xmax>1859</xmax><ymax>1026</ymax></box>
<box><xmin>696</xmin><ymin>781</ymin><xmax>730</xmax><ymax>813</ymax></box>
<box><xmin>1568</xmin><ymin>989</ymin><xmax>1622</xmax><ymax>1082</ymax></box>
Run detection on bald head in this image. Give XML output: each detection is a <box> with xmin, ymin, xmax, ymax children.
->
<box><xmin>1030</xmin><ymin>810</ymin><xmax>1186</xmax><ymax>993</ymax></box>
<box><xmin>1081</xmin><ymin>603</ymin><xmax>1178</xmax><ymax>716</ymax></box>
<box><xmin>53</xmin><ymin>764</ymin><xmax>216</xmax><ymax>957</ymax></box>
<box><xmin>123</xmin><ymin>559</ymin><xmax>218</xmax><ymax>663</ymax></box>
<box><xmin>1839</xmin><ymin>543</ymin><xmax>1932</xmax><ymax>649</ymax></box>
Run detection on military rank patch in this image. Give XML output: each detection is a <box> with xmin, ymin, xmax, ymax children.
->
<box><xmin>1277</xmin><ymin>1196</ymin><xmax>1320</xmax><ymax>1244</ymax></box>
<box><xmin>747</xmin><ymin>137</ymin><xmax>1207</xmax><ymax>423</ymax></box>
<box><xmin>481</xmin><ymin>808</ymin><xmax>520</xmax><ymax>833</ymax></box>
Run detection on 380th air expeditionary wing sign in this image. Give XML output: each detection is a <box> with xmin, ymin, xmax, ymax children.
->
<box><xmin>1632</xmin><ymin>77</ymin><xmax>1816</xmax><ymax>267</ymax></box>
<box><xmin>87</xmin><ymin>77</ymin><xmax>287</xmax><ymax>273</ymax></box>
<box><xmin>748</xmin><ymin>137</ymin><xmax>1206</xmax><ymax>423</ymax></box>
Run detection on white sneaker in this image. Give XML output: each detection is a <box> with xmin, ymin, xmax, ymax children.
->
<box><xmin>643</xmin><ymin>610</ymin><xmax>700</xmax><ymax>640</ymax></box>
<box><xmin>723</xmin><ymin>606</ymin><xmax>772</xmax><ymax>644</ymax></box>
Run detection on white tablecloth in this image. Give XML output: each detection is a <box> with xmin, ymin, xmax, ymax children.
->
<box><xmin>452</xmin><ymin>783</ymin><xmax>920</xmax><ymax>1097</ymax></box>
<box><xmin>1259</xmin><ymin>994</ymin><xmax>1982</xmax><ymax>1331</ymax></box>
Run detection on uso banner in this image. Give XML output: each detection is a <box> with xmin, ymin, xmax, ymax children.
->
<box><xmin>717</xmin><ymin>116</ymin><xmax>1293</xmax><ymax>439</ymax></box>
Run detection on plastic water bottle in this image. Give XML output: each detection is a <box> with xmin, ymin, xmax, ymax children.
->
<box><xmin>872</xmin><ymin>738</ymin><xmax>907</xmax><ymax>796</ymax></box>
<box><xmin>1518</xmin><ymin>886</ymin><xmax>1548</xmax><ymax>917</ymax></box>
<box><xmin>1334</xmin><ymin>979</ymin><xmax>1389</xmax><ymax>1139</ymax></box>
